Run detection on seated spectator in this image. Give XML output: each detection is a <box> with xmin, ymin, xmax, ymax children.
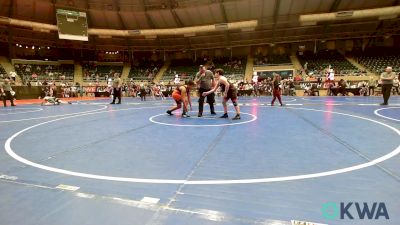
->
<box><xmin>338</xmin><ymin>79</ymin><xmax>347</xmax><ymax>96</ymax></box>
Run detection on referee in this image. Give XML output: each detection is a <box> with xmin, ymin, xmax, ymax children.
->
<box><xmin>194</xmin><ymin>65</ymin><xmax>216</xmax><ymax>117</ymax></box>
<box><xmin>1</xmin><ymin>78</ymin><xmax>16</xmax><ymax>107</ymax></box>
<box><xmin>380</xmin><ymin>66</ymin><xmax>395</xmax><ymax>106</ymax></box>
<box><xmin>110</xmin><ymin>73</ymin><xmax>122</xmax><ymax>104</ymax></box>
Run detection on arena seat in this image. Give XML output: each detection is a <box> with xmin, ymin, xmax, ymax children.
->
<box><xmin>14</xmin><ymin>63</ymin><xmax>74</xmax><ymax>83</ymax></box>
<box><xmin>298</xmin><ymin>50</ymin><xmax>359</xmax><ymax>75</ymax></box>
<box><xmin>82</xmin><ymin>63</ymin><xmax>123</xmax><ymax>82</ymax></box>
<box><xmin>355</xmin><ymin>47</ymin><xmax>400</xmax><ymax>74</ymax></box>
<box><xmin>129</xmin><ymin>60</ymin><xmax>163</xmax><ymax>82</ymax></box>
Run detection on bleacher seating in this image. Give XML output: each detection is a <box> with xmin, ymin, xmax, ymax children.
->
<box><xmin>14</xmin><ymin>63</ymin><xmax>74</xmax><ymax>83</ymax></box>
<box><xmin>129</xmin><ymin>60</ymin><xmax>163</xmax><ymax>82</ymax></box>
<box><xmin>254</xmin><ymin>54</ymin><xmax>291</xmax><ymax>65</ymax></box>
<box><xmin>298</xmin><ymin>50</ymin><xmax>359</xmax><ymax>75</ymax></box>
<box><xmin>212</xmin><ymin>57</ymin><xmax>246</xmax><ymax>83</ymax></box>
<box><xmin>83</xmin><ymin>63</ymin><xmax>123</xmax><ymax>81</ymax></box>
<box><xmin>161</xmin><ymin>59</ymin><xmax>198</xmax><ymax>83</ymax></box>
<box><xmin>355</xmin><ymin>48</ymin><xmax>400</xmax><ymax>74</ymax></box>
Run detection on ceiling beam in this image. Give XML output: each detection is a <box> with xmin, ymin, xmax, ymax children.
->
<box><xmin>84</xmin><ymin>0</ymin><xmax>93</xmax><ymax>27</ymax></box>
<box><xmin>218</xmin><ymin>0</ymin><xmax>232</xmax><ymax>49</ymax></box>
<box><xmin>321</xmin><ymin>0</ymin><xmax>342</xmax><ymax>41</ymax></box>
<box><xmin>365</xmin><ymin>0</ymin><xmax>400</xmax><ymax>48</ymax></box>
<box><xmin>329</xmin><ymin>0</ymin><xmax>341</xmax><ymax>12</ymax></box>
<box><xmin>3</xmin><ymin>27</ymin><xmax>397</xmax><ymax>51</ymax></box>
<box><xmin>169</xmin><ymin>0</ymin><xmax>184</xmax><ymax>27</ymax></box>
<box><xmin>51</xmin><ymin>0</ymin><xmax>57</xmax><ymax>24</ymax></box>
<box><xmin>33</xmin><ymin>0</ymin><xmax>36</xmax><ymax>21</ymax></box>
<box><xmin>271</xmin><ymin>0</ymin><xmax>281</xmax><ymax>43</ymax></box>
<box><xmin>219</xmin><ymin>0</ymin><xmax>228</xmax><ymax>23</ymax></box>
<box><xmin>8</xmin><ymin>0</ymin><xmax>14</xmax><ymax>18</ymax></box>
<box><xmin>114</xmin><ymin>0</ymin><xmax>136</xmax><ymax>49</ymax></box>
<box><xmin>114</xmin><ymin>0</ymin><xmax>126</xmax><ymax>29</ymax></box>
<box><xmin>7</xmin><ymin>0</ymin><xmax>14</xmax><ymax>58</ymax></box>
<box><xmin>142</xmin><ymin>0</ymin><xmax>156</xmax><ymax>28</ymax></box>
<box><xmin>84</xmin><ymin>0</ymin><xmax>96</xmax><ymax>49</ymax></box>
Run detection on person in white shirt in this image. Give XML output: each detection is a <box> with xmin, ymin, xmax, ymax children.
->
<box><xmin>174</xmin><ymin>75</ymin><xmax>180</xmax><ymax>85</ymax></box>
<box><xmin>10</xmin><ymin>71</ymin><xmax>16</xmax><ymax>82</ymax></box>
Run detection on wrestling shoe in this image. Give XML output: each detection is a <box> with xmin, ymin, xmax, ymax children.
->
<box><xmin>232</xmin><ymin>114</ymin><xmax>241</xmax><ymax>120</ymax></box>
<box><xmin>220</xmin><ymin>113</ymin><xmax>228</xmax><ymax>118</ymax></box>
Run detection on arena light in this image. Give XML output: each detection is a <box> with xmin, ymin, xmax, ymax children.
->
<box><xmin>299</xmin><ymin>5</ymin><xmax>400</xmax><ymax>25</ymax></box>
<box><xmin>0</xmin><ymin>17</ymin><xmax>58</xmax><ymax>31</ymax></box>
<box><xmin>241</xmin><ymin>27</ymin><xmax>255</xmax><ymax>32</ymax></box>
<box><xmin>379</xmin><ymin>14</ymin><xmax>397</xmax><ymax>20</ymax></box>
<box><xmin>88</xmin><ymin>20</ymin><xmax>258</xmax><ymax>37</ymax></box>
<box><xmin>128</xmin><ymin>30</ymin><xmax>141</xmax><ymax>36</ymax></box>
<box><xmin>184</xmin><ymin>33</ymin><xmax>196</xmax><ymax>37</ymax></box>
<box><xmin>0</xmin><ymin>16</ymin><xmax>257</xmax><ymax>37</ymax></box>
<box><xmin>98</xmin><ymin>35</ymin><xmax>112</xmax><ymax>38</ymax></box>
<box><xmin>33</xmin><ymin>28</ymin><xmax>51</xmax><ymax>33</ymax></box>
<box><xmin>145</xmin><ymin>35</ymin><xmax>157</xmax><ymax>39</ymax></box>
<box><xmin>215</xmin><ymin>23</ymin><xmax>228</xmax><ymax>30</ymax></box>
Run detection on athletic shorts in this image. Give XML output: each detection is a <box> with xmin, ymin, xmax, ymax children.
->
<box><xmin>224</xmin><ymin>88</ymin><xmax>238</xmax><ymax>101</ymax></box>
<box><xmin>172</xmin><ymin>91</ymin><xmax>182</xmax><ymax>104</ymax></box>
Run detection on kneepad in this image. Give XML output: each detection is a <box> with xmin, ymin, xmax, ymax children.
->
<box><xmin>232</xmin><ymin>101</ymin><xmax>238</xmax><ymax>107</ymax></box>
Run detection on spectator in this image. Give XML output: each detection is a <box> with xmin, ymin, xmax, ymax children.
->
<box><xmin>338</xmin><ymin>79</ymin><xmax>347</xmax><ymax>96</ymax></box>
<box><xmin>380</xmin><ymin>66</ymin><xmax>395</xmax><ymax>105</ymax></box>
<box><xmin>1</xmin><ymin>78</ymin><xmax>16</xmax><ymax>107</ymax></box>
<box><xmin>393</xmin><ymin>75</ymin><xmax>399</xmax><ymax>95</ymax></box>
<box><xmin>368</xmin><ymin>75</ymin><xmax>377</xmax><ymax>96</ymax></box>
<box><xmin>10</xmin><ymin>71</ymin><xmax>16</xmax><ymax>82</ymax></box>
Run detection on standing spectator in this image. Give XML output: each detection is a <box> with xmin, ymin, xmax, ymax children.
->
<box><xmin>110</xmin><ymin>73</ymin><xmax>122</xmax><ymax>104</ymax></box>
<box><xmin>392</xmin><ymin>75</ymin><xmax>399</xmax><ymax>95</ymax></box>
<box><xmin>140</xmin><ymin>84</ymin><xmax>146</xmax><ymax>101</ymax></box>
<box><xmin>1</xmin><ymin>78</ymin><xmax>16</xmax><ymax>107</ymax></box>
<box><xmin>174</xmin><ymin>74</ymin><xmax>180</xmax><ymax>85</ymax></box>
<box><xmin>51</xmin><ymin>83</ymin><xmax>57</xmax><ymax>97</ymax></box>
<box><xmin>10</xmin><ymin>71</ymin><xmax>17</xmax><ymax>82</ymax></box>
<box><xmin>368</xmin><ymin>75</ymin><xmax>377</xmax><ymax>96</ymax></box>
<box><xmin>338</xmin><ymin>79</ymin><xmax>347</xmax><ymax>96</ymax></box>
<box><xmin>380</xmin><ymin>66</ymin><xmax>395</xmax><ymax>105</ymax></box>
